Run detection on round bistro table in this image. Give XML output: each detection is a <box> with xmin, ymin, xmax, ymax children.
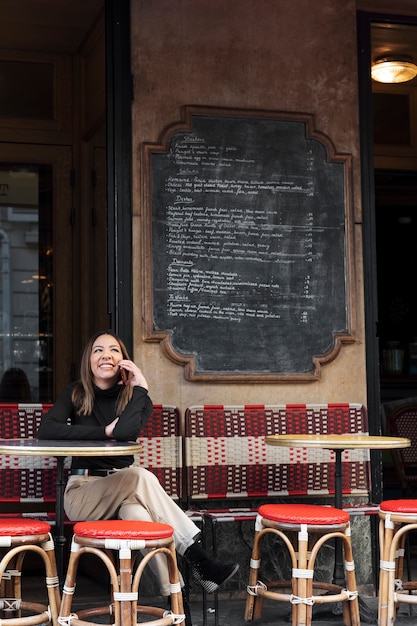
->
<box><xmin>0</xmin><ymin>438</ymin><xmax>142</xmax><ymax>583</ymax></box>
<box><xmin>265</xmin><ymin>434</ymin><xmax>410</xmax><ymax>509</ymax></box>
<box><xmin>265</xmin><ymin>433</ymin><xmax>411</xmax><ymax>623</ymax></box>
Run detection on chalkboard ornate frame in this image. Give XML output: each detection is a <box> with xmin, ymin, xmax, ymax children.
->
<box><xmin>141</xmin><ymin>106</ymin><xmax>356</xmax><ymax>382</ymax></box>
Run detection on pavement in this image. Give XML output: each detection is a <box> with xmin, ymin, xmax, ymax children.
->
<box><xmin>25</xmin><ymin>570</ymin><xmax>417</xmax><ymax>625</ymax></box>
<box><xmin>188</xmin><ymin>593</ymin><xmax>417</xmax><ymax>625</ymax></box>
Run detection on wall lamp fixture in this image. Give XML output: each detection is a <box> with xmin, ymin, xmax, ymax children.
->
<box><xmin>372</xmin><ymin>55</ymin><xmax>417</xmax><ymax>83</ymax></box>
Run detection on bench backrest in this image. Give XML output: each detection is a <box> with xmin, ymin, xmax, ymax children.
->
<box><xmin>132</xmin><ymin>404</ymin><xmax>183</xmax><ymax>501</ymax></box>
<box><xmin>0</xmin><ymin>403</ymin><xmax>183</xmax><ymax>511</ymax></box>
<box><xmin>0</xmin><ymin>403</ymin><xmax>58</xmax><ymax>506</ymax></box>
<box><xmin>184</xmin><ymin>403</ymin><xmax>371</xmax><ymax>502</ymax></box>
<box><xmin>0</xmin><ymin>402</ymin><xmax>369</xmax><ymax>510</ymax></box>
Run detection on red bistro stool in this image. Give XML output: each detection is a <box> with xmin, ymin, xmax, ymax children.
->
<box><xmin>58</xmin><ymin>520</ymin><xmax>185</xmax><ymax>626</ymax></box>
<box><xmin>0</xmin><ymin>518</ymin><xmax>60</xmax><ymax>626</ymax></box>
<box><xmin>245</xmin><ymin>504</ymin><xmax>360</xmax><ymax>626</ymax></box>
<box><xmin>378</xmin><ymin>499</ymin><xmax>417</xmax><ymax>626</ymax></box>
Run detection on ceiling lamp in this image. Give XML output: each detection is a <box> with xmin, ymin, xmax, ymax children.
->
<box><xmin>372</xmin><ymin>55</ymin><xmax>417</xmax><ymax>84</ymax></box>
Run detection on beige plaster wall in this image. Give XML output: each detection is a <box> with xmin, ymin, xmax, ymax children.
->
<box><xmin>130</xmin><ymin>0</ymin><xmax>367</xmax><ymax>414</ymax></box>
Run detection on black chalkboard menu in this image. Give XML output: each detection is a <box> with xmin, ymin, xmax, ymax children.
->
<box><xmin>142</xmin><ymin>107</ymin><xmax>355</xmax><ymax>381</ymax></box>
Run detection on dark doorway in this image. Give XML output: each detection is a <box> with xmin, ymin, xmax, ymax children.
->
<box><xmin>0</xmin><ymin>0</ymin><xmax>133</xmax><ymax>397</ymax></box>
<box><xmin>358</xmin><ymin>11</ymin><xmax>417</xmax><ymax>502</ymax></box>
<box><xmin>376</xmin><ymin>169</ymin><xmax>417</xmax><ymax>393</ymax></box>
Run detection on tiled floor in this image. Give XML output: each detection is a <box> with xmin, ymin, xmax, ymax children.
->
<box><xmin>22</xmin><ymin>570</ymin><xmax>417</xmax><ymax>625</ymax></box>
<box><xmin>198</xmin><ymin>594</ymin><xmax>417</xmax><ymax>626</ymax></box>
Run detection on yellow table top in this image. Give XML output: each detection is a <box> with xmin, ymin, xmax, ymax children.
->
<box><xmin>265</xmin><ymin>433</ymin><xmax>411</xmax><ymax>450</ymax></box>
<box><xmin>0</xmin><ymin>438</ymin><xmax>141</xmax><ymax>456</ymax></box>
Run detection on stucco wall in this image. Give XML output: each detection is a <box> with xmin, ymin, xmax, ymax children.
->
<box><xmin>130</xmin><ymin>0</ymin><xmax>366</xmax><ymax>413</ymax></box>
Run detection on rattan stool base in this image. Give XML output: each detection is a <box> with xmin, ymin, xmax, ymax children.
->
<box><xmin>58</xmin><ymin>520</ymin><xmax>185</xmax><ymax>626</ymax></box>
<box><xmin>378</xmin><ymin>499</ymin><xmax>417</xmax><ymax>626</ymax></box>
<box><xmin>244</xmin><ymin>504</ymin><xmax>360</xmax><ymax>626</ymax></box>
<box><xmin>0</xmin><ymin>518</ymin><xmax>60</xmax><ymax>626</ymax></box>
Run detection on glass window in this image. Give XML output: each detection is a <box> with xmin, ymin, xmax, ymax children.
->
<box><xmin>0</xmin><ymin>163</ymin><xmax>52</xmax><ymax>402</ymax></box>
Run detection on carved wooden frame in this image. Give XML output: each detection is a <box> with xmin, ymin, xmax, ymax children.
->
<box><xmin>141</xmin><ymin>106</ymin><xmax>356</xmax><ymax>382</ymax></box>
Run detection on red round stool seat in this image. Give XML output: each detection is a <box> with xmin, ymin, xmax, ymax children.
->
<box><xmin>0</xmin><ymin>519</ymin><xmax>51</xmax><ymax>537</ymax></box>
<box><xmin>380</xmin><ymin>499</ymin><xmax>417</xmax><ymax>515</ymax></box>
<box><xmin>378</xmin><ymin>499</ymin><xmax>417</xmax><ymax>625</ymax></box>
<box><xmin>73</xmin><ymin>519</ymin><xmax>174</xmax><ymax>540</ymax></box>
<box><xmin>259</xmin><ymin>503</ymin><xmax>350</xmax><ymax>525</ymax></box>
<box><xmin>59</xmin><ymin>519</ymin><xmax>184</xmax><ymax>626</ymax></box>
<box><xmin>0</xmin><ymin>517</ymin><xmax>60</xmax><ymax>626</ymax></box>
<box><xmin>245</xmin><ymin>504</ymin><xmax>360</xmax><ymax>626</ymax></box>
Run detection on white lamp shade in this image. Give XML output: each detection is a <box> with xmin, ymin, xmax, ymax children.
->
<box><xmin>372</xmin><ymin>57</ymin><xmax>417</xmax><ymax>84</ymax></box>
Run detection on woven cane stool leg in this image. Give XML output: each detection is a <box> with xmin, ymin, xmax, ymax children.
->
<box><xmin>296</xmin><ymin>522</ymin><xmax>310</xmax><ymax>626</ymax></box>
<box><xmin>340</xmin><ymin>529</ymin><xmax>360</xmax><ymax>626</ymax></box>
<box><xmin>378</xmin><ymin>512</ymin><xmax>395</xmax><ymax>626</ymax></box>
<box><xmin>395</xmin><ymin>530</ymin><xmax>408</xmax><ymax>581</ymax></box>
<box><xmin>58</xmin><ymin>520</ymin><xmax>185</xmax><ymax>626</ymax></box>
<box><xmin>378</xmin><ymin>500</ymin><xmax>417</xmax><ymax>626</ymax></box>
<box><xmin>245</xmin><ymin>520</ymin><xmax>298</xmax><ymax>625</ymax></box>
<box><xmin>293</xmin><ymin>524</ymin><xmax>359</xmax><ymax>626</ymax></box>
<box><xmin>245</xmin><ymin>504</ymin><xmax>360</xmax><ymax>626</ymax></box>
<box><xmin>307</xmin><ymin>524</ymin><xmax>360</xmax><ymax>626</ymax></box>
<box><xmin>245</xmin><ymin>523</ymin><xmax>266</xmax><ymax>623</ymax></box>
<box><xmin>0</xmin><ymin>519</ymin><xmax>60</xmax><ymax>626</ymax></box>
<box><xmin>132</xmin><ymin>533</ymin><xmax>184</xmax><ymax>621</ymax></box>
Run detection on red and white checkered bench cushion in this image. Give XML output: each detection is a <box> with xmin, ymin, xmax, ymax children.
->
<box><xmin>0</xmin><ymin>403</ymin><xmax>51</xmax><ymax>439</ymax></box>
<box><xmin>135</xmin><ymin>404</ymin><xmax>183</xmax><ymax>501</ymax></box>
<box><xmin>185</xmin><ymin>403</ymin><xmax>371</xmax><ymax>501</ymax></box>
<box><xmin>0</xmin><ymin>403</ymin><xmax>66</xmax><ymax>504</ymax></box>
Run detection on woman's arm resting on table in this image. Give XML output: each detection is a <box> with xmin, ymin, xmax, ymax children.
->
<box><xmin>37</xmin><ymin>384</ymin><xmax>109</xmax><ymax>440</ymax></box>
<box><xmin>37</xmin><ymin>383</ymin><xmax>153</xmax><ymax>441</ymax></box>
<box><xmin>111</xmin><ymin>387</ymin><xmax>153</xmax><ymax>441</ymax></box>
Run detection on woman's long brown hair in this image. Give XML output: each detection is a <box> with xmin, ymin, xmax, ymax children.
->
<box><xmin>72</xmin><ymin>330</ymin><xmax>133</xmax><ymax>415</ymax></box>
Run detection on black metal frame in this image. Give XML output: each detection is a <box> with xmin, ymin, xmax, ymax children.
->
<box><xmin>105</xmin><ymin>0</ymin><xmax>133</xmax><ymax>353</ymax></box>
<box><xmin>357</xmin><ymin>10</ymin><xmax>381</xmax><ymax>495</ymax></box>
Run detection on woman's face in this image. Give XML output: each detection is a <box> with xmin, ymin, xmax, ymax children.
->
<box><xmin>90</xmin><ymin>334</ymin><xmax>123</xmax><ymax>389</ymax></box>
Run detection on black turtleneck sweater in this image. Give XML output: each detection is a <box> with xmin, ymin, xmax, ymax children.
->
<box><xmin>37</xmin><ymin>382</ymin><xmax>153</xmax><ymax>470</ymax></box>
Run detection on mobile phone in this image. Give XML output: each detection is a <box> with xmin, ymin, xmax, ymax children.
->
<box><xmin>120</xmin><ymin>367</ymin><xmax>128</xmax><ymax>384</ymax></box>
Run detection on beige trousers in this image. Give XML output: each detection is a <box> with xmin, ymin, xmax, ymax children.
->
<box><xmin>64</xmin><ymin>466</ymin><xmax>200</xmax><ymax>595</ymax></box>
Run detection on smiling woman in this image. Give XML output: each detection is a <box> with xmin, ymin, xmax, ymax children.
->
<box><xmin>37</xmin><ymin>330</ymin><xmax>150</xmax><ymax>439</ymax></box>
<box><xmin>36</xmin><ymin>329</ymin><xmax>239</xmax><ymax>624</ymax></box>
<box><xmin>89</xmin><ymin>333</ymin><xmax>148</xmax><ymax>392</ymax></box>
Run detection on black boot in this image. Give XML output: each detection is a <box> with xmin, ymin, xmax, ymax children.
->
<box><xmin>183</xmin><ymin>541</ymin><xmax>239</xmax><ymax>594</ymax></box>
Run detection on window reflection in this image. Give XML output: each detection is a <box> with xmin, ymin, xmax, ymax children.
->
<box><xmin>0</xmin><ymin>163</ymin><xmax>52</xmax><ymax>401</ymax></box>
<box><xmin>0</xmin><ymin>367</ymin><xmax>32</xmax><ymax>401</ymax></box>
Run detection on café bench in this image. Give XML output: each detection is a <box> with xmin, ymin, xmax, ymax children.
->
<box><xmin>0</xmin><ymin>403</ymin><xmax>183</xmax><ymax>521</ymax></box>
<box><xmin>183</xmin><ymin>402</ymin><xmax>378</xmax><ymax>625</ymax></box>
<box><xmin>183</xmin><ymin>401</ymin><xmax>378</xmax><ymax>556</ymax></box>
<box><xmin>0</xmin><ymin>400</ymin><xmax>375</xmax><ymax>519</ymax></box>
<box><xmin>184</xmin><ymin>402</ymin><xmax>375</xmax><ymax>514</ymax></box>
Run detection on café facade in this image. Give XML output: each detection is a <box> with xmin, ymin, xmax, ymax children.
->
<box><xmin>1</xmin><ymin>0</ymin><xmax>417</xmax><ymax>594</ymax></box>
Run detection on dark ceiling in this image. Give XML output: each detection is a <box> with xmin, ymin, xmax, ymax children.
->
<box><xmin>0</xmin><ymin>1</ymin><xmax>104</xmax><ymax>55</ymax></box>
<box><xmin>0</xmin><ymin>3</ymin><xmax>416</xmax><ymax>74</ymax></box>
